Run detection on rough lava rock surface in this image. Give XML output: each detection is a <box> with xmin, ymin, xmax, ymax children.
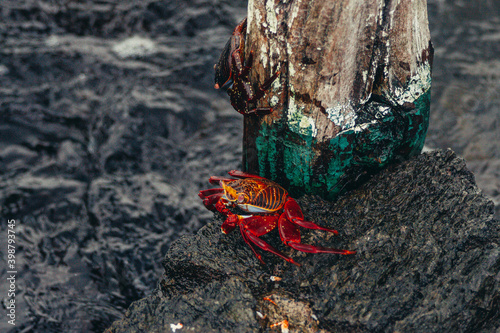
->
<box><xmin>106</xmin><ymin>149</ymin><xmax>500</xmax><ymax>332</ymax></box>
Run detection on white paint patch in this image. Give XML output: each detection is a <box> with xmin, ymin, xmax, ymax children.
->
<box><xmin>270</xmin><ymin>95</ymin><xmax>280</xmax><ymax>107</ymax></box>
<box><xmin>287</xmin><ymin>56</ymin><xmax>296</xmax><ymax>77</ymax></box>
<box><xmin>337</xmin><ymin>120</ymin><xmax>378</xmax><ymax>136</ymax></box>
<box><xmin>288</xmin><ymin>2</ymin><xmax>301</xmax><ymax>29</ymax></box>
<box><xmin>373</xmin><ymin>104</ymin><xmax>392</xmax><ymax>119</ymax></box>
<box><xmin>287</xmin><ymin>97</ymin><xmax>318</xmax><ymax>137</ymax></box>
<box><xmin>265</xmin><ymin>2</ymin><xmax>278</xmax><ymax>34</ymax></box>
<box><xmin>393</xmin><ymin>62</ymin><xmax>432</xmax><ymax>103</ymax></box>
<box><xmin>248</xmin><ymin>0</ymin><xmax>260</xmax><ymax>31</ymax></box>
<box><xmin>260</xmin><ymin>44</ymin><xmax>269</xmax><ymax>69</ymax></box>
<box><xmin>299</xmin><ymin>116</ymin><xmax>316</xmax><ymax>133</ymax></box>
<box><xmin>267</xmin><ymin>39</ymin><xmax>280</xmax><ymax>69</ymax></box>
<box><xmin>271</xmin><ymin>63</ymin><xmax>283</xmax><ymax>91</ymax></box>
<box><xmin>361</xmin><ymin>69</ymin><xmax>369</xmax><ymax>92</ymax></box>
<box><xmin>325</xmin><ymin>103</ymin><xmax>357</xmax><ymax>130</ymax></box>
<box><xmin>247</xmin><ymin>9</ymin><xmax>253</xmax><ymax>30</ymax></box>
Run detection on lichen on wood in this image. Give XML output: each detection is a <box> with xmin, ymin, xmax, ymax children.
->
<box><xmin>243</xmin><ymin>0</ymin><xmax>433</xmax><ymax>200</ymax></box>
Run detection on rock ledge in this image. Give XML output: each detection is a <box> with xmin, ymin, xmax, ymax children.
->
<box><xmin>107</xmin><ymin>149</ymin><xmax>500</xmax><ymax>332</ymax></box>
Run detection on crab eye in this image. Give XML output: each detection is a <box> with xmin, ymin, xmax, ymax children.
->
<box><xmin>237</xmin><ymin>194</ymin><xmax>248</xmax><ymax>203</ymax></box>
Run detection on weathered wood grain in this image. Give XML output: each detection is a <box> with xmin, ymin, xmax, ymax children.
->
<box><xmin>243</xmin><ymin>0</ymin><xmax>433</xmax><ymax>199</ymax></box>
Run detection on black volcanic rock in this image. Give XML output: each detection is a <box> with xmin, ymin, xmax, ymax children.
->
<box><xmin>106</xmin><ymin>149</ymin><xmax>500</xmax><ymax>332</ymax></box>
<box><xmin>0</xmin><ymin>1</ymin><xmax>248</xmax><ymax>331</ymax></box>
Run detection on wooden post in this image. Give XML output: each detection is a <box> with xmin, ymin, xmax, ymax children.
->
<box><xmin>243</xmin><ymin>0</ymin><xmax>433</xmax><ymax>200</ymax></box>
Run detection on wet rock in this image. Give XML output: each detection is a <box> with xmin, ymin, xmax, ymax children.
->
<box><xmin>426</xmin><ymin>0</ymin><xmax>500</xmax><ymax>218</ymax></box>
<box><xmin>106</xmin><ymin>149</ymin><xmax>500</xmax><ymax>332</ymax></box>
<box><xmin>0</xmin><ymin>1</ymin><xmax>248</xmax><ymax>331</ymax></box>
<box><xmin>112</xmin><ymin>36</ymin><xmax>158</xmax><ymax>59</ymax></box>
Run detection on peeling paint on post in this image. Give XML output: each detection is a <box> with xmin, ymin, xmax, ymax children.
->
<box><xmin>244</xmin><ymin>0</ymin><xmax>433</xmax><ymax>200</ymax></box>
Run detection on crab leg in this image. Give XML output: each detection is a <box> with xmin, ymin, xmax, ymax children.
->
<box><xmin>242</xmin><ymin>66</ymin><xmax>280</xmax><ymax>116</ymax></box>
<box><xmin>208</xmin><ymin>176</ymin><xmax>237</xmax><ymax>185</ymax></box>
<box><xmin>230</xmin><ymin>48</ymin><xmax>246</xmax><ymax>78</ymax></box>
<box><xmin>226</xmin><ymin>18</ymin><xmax>248</xmax><ymax>86</ymax></box>
<box><xmin>238</xmin><ymin>216</ymin><xmax>301</xmax><ymax>266</ymax></box>
<box><xmin>278</xmin><ymin>215</ymin><xmax>356</xmax><ymax>255</ymax></box>
<box><xmin>243</xmin><ymin>227</ymin><xmax>301</xmax><ymax>266</ymax></box>
<box><xmin>227</xmin><ymin>170</ymin><xmax>266</xmax><ymax>179</ymax></box>
<box><xmin>198</xmin><ymin>189</ymin><xmax>224</xmax><ymax>211</ymax></box>
<box><xmin>238</xmin><ymin>225</ymin><xmax>266</xmax><ymax>265</ymax></box>
<box><xmin>198</xmin><ymin>188</ymin><xmax>223</xmax><ymax>197</ymax></box>
<box><xmin>220</xmin><ymin>213</ymin><xmax>238</xmax><ymax>234</ymax></box>
<box><xmin>244</xmin><ymin>107</ymin><xmax>274</xmax><ymax>116</ymax></box>
<box><xmin>234</xmin><ymin>49</ymin><xmax>252</xmax><ymax>78</ymax></box>
<box><xmin>284</xmin><ymin>198</ymin><xmax>339</xmax><ymax>234</ymax></box>
<box><xmin>252</xmin><ymin>70</ymin><xmax>281</xmax><ymax>101</ymax></box>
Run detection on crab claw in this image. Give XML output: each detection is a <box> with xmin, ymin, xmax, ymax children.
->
<box><xmin>227</xmin><ymin>170</ymin><xmax>267</xmax><ymax>179</ymax></box>
<box><xmin>221</xmin><ymin>214</ymin><xmax>239</xmax><ymax>234</ymax></box>
<box><xmin>278</xmin><ymin>214</ymin><xmax>356</xmax><ymax>255</ymax></box>
<box><xmin>198</xmin><ymin>188</ymin><xmax>224</xmax><ymax>211</ymax></box>
<box><xmin>284</xmin><ymin>198</ymin><xmax>339</xmax><ymax>234</ymax></box>
<box><xmin>208</xmin><ymin>175</ymin><xmax>237</xmax><ymax>185</ymax></box>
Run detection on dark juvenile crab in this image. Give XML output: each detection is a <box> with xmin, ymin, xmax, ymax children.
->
<box><xmin>199</xmin><ymin>170</ymin><xmax>356</xmax><ymax>266</ymax></box>
<box><xmin>214</xmin><ymin>17</ymin><xmax>280</xmax><ymax>116</ymax></box>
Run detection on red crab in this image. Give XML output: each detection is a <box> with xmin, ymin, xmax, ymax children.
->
<box><xmin>198</xmin><ymin>170</ymin><xmax>356</xmax><ymax>266</ymax></box>
<box><xmin>214</xmin><ymin>17</ymin><xmax>280</xmax><ymax>116</ymax></box>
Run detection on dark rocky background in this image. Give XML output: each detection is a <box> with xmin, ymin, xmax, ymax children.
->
<box><xmin>0</xmin><ymin>0</ymin><xmax>498</xmax><ymax>332</ymax></box>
